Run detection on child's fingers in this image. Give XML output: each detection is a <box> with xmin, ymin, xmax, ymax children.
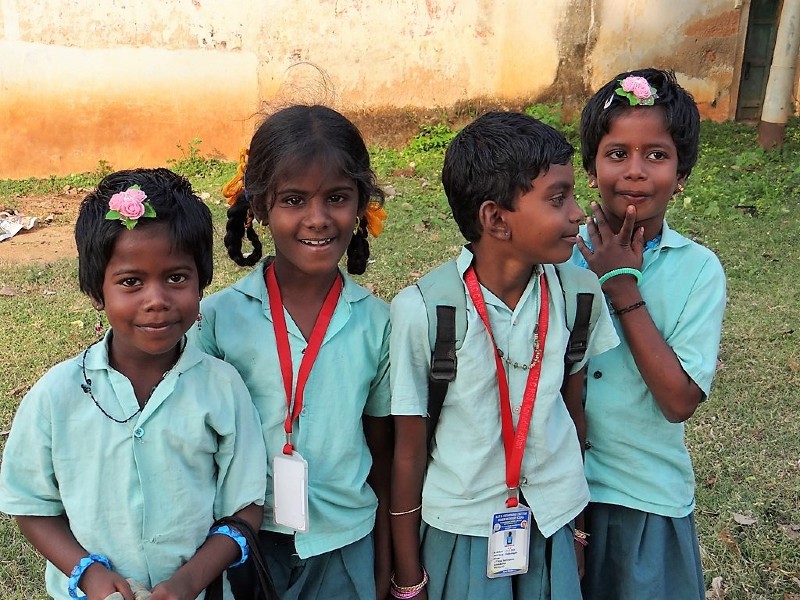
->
<box><xmin>617</xmin><ymin>205</ymin><xmax>637</xmax><ymax>243</ymax></box>
<box><xmin>632</xmin><ymin>226</ymin><xmax>645</xmax><ymax>255</ymax></box>
<box><xmin>576</xmin><ymin>236</ymin><xmax>594</xmax><ymax>263</ymax></box>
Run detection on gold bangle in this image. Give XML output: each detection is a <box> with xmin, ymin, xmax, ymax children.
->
<box><xmin>388</xmin><ymin>504</ymin><xmax>422</xmax><ymax>516</ymax></box>
<box><xmin>573</xmin><ymin>528</ymin><xmax>590</xmax><ymax>540</ymax></box>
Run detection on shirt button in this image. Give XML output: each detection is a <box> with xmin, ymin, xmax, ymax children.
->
<box><xmin>133</xmin><ymin>427</ymin><xmax>144</xmax><ymax>438</ymax></box>
<box><xmin>593</xmin><ymin>371</ymin><xmax>602</xmax><ymax>379</ymax></box>
<box><xmin>300</xmin><ymin>408</ymin><xmax>308</xmax><ymax>416</ymax></box>
<box><xmin>512</xmin><ymin>405</ymin><xmax>521</xmax><ymax>414</ymax></box>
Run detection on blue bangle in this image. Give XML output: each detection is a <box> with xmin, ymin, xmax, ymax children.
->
<box><xmin>598</xmin><ymin>267</ymin><xmax>642</xmax><ymax>286</ymax></box>
<box><xmin>67</xmin><ymin>553</ymin><xmax>112</xmax><ymax>598</ymax></box>
<box><xmin>209</xmin><ymin>525</ymin><xmax>249</xmax><ymax>568</ymax></box>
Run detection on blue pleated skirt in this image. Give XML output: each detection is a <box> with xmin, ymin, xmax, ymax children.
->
<box><xmin>229</xmin><ymin>531</ymin><xmax>376</xmax><ymax>600</ymax></box>
<box><xmin>420</xmin><ymin>521</ymin><xmax>582</xmax><ymax>600</ymax></box>
<box><xmin>582</xmin><ymin>503</ymin><xmax>704</xmax><ymax>600</ymax></box>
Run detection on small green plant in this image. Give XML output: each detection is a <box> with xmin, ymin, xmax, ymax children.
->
<box><xmin>168</xmin><ymin>138</ymin><xmax>228</xmax><ymax>179</ymax></box>
<box><xmin>408</xmin><ymin>124</ymin><xmax>457</xmax><ymax>153</ymax></box>
<box><xmin>524</xmin><ymin>103</ymin><xmax>578</xmax><ymax>139</ymax></box>
<box><xmin>93</xmin><ymin>160</ymin><xmax>114</xmax><ymax>179</ymax></box>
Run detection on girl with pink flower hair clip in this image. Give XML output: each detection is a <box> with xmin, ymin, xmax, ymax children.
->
<box><xmin>0</xmin><ymin>168</ymin><xmax>272</xmax><ymax>600</ymax></box>
<box><xmin>571</xmin><ymin>69</ymin><xmax>726</xmax><ymax>599</ymax></box>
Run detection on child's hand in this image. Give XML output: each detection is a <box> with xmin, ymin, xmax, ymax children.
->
<box><xmin>148</xmin><ymin>573</ymin><xmax>196</xmax><ymax>600</ymax></box>
<box><xmin>104</xmin><ymin>579</ymin><xmax>152</xmax><ymax>600</ymax></box>
<box><xmin>577</xmin><ymin>202</ymin><xmax>645</xmax><ymax>277</ymax></box>
<box><xmin>80</xmin><ymin>564</ymin><xmax>134</xmax><ymax>600</ymax></box>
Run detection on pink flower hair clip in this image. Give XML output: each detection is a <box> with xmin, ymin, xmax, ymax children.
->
<box><xmin>105</xmin><ymin>185</ymin><xmax>156</xmax><ymax>230</ymax></box>
<box><xmin>614</xmin><ymin>76</ymin><xmax>658</xmax><ymax>106</ymax></box>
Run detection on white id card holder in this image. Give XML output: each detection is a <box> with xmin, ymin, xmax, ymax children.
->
<box><xmin>486</xmin><ymin>504</ymin><xmax>531</xmax><ymax>578</ymax></box>
<box><xmin>273</xmin><ymin>452</ymin><xmax>309</xmax><ymax>532</ymax></box>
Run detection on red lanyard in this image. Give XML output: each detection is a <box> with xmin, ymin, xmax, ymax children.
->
<box><xmin>266</xmin><ymin>263</ymin><xmax>343</xmax><ymax>455</ymax></box>
<box><xmin>463</xmin><ymin>265</ymin><xmax>549</xmax><ymax>508</ymax></box>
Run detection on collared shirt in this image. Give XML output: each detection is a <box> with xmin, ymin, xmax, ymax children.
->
<box><xmin>0</xmin><ymin>336</ymin><xmax>266</xmax><ymax>600</ymax></box>
<box><xmin>191</xmin><ymin>263</ymin><xmax>390</xmax><ymax>559</ymax></box>
<box><xmin>570</xmin><ymin>219</ymin><xmax>727</xmax><ymax>517</ymax></box>
<box><xmin>390</xmin><ymin>247</ymin><xmax>619</xmax><ymax>538</ymax></box>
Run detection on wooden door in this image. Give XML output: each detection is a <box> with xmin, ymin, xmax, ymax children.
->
<box><xmin>736</xmin><ymin>0</ymin><xmax>782</xmax><ymax>121</ymax></box>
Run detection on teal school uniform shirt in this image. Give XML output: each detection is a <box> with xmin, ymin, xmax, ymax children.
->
<box><xmin>0</xmin><ymin>335</ymin><xmax>267</xmax><ymax>600</ymax></box>
<box><xmin>570</xmin><ymin>219</ymin><xmax>726</xmax><ymax>517</ymax></box>
<box><xmin>191</xmin><ymin>263</ymin><xmax>391</xmax><ymax>559</ymax></box>
<box><xmin>390</xmin><ymin>246</ymin><xmax>619</xmax><ymax>538</ymax></box>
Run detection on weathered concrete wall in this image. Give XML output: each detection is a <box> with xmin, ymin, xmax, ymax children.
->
<box><xmin>588</xmin><ymin>0</ymin><xmax>742</xmax><ymax>121</ymax></box>
<box><xmin>0</xmin><ymin>0</ymin><xmax>789</xmax><ymax>178</ymax></box>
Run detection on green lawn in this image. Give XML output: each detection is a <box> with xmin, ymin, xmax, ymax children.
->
<box><xmin>0</xmin><ymin>114</ymin><xmax>798</xmax><ymax>599</ymax></box>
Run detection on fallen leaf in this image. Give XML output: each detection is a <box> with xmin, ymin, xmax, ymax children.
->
<box><xmin>705</xmin><ymin>575</ymin><xmax>724</xmax><ymax>599</ymax></box>
<box><xmin>779</xmin><ymin>523</ymin><xmax>800</xmax><ymax>542</ymax></box>
<box><xmin>0</xmin><ymin>286</ymin><xmax>18</xmax><ymax>296</ymax></box>
<box><xmin>733</xmin><ymin>512</ymin><xmax>758</xmax><ymax>526</ymax></box>
<box><xmin>42</xmin><ymin>290</ymin><xmax>57</xmax><ymax>296</ymax></box>
<box><xmin>718</xmin><ymin>527</ymin><xmax>741</xmax><ymax>555</ymax></box>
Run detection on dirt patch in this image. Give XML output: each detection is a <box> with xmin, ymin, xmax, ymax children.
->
<box><xmin>0</xmin><ymin>193</ymin><xmax>81</xmax><ymax>265</ymax></box>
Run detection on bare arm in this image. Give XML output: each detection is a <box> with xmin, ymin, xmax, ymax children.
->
<box><xmin>16</xmin><ymin>515</ymin><xmax>134</xmax><ymax>600</ymax></box>
<box><xmin>390</xmin><ymin>415</ymin><xmax>428</xmax><ymax>598</ymax></box>
<box><xmin>365</xmin><ymin>414</ymin><xmax>394</xmax><ymax>600</ymax></box>
<box><xmin>577</xmin><ymin>203</ymin><xmax>702</xmax><ymax>422</ymax></box>
<box><xmin>149</xmin><ymin>503</ymin><xmax>263</xmax><ymax>600</ymax></box>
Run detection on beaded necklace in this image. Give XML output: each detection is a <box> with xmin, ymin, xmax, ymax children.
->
<box><xmin>496</xmin><ymin>325</ymin><xmax>541</xmax><ymax>370</ymax></box>
<box><xmin>494</xmin><ymin>267</ymin><xmax>543</xmax><ymax>371</ymax></box>
<box><xmin>80</xmin><ymin>337</ymin><xmax>185</xmax><ymax>423</ymax></box>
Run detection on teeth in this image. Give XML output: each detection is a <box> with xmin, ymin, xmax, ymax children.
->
<box><xmin>302</xmin><ymin>239</ymin><xmax>331</xmax><ymax>246</ymax></box>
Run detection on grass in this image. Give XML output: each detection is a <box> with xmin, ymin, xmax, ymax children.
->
<box><xmin>1</xmin><ymin>112</ymin><xmax>799</xmax><ymax>598</ymax></box>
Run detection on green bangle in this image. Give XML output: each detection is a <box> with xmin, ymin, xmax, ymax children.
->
<box><xmin>598</xmin><ymin>267</ymin><xmax>642</xmax><ymax>286</ymax></box>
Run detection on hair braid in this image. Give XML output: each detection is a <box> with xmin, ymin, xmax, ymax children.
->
<box><xmin>346</xmin><ymin>217</ymin><xmax>370</xmax><ymax>275</ymax></box>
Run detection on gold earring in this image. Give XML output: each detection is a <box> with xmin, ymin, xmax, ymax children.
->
<box><xmin>676</xmin><ymin>183</ymin><xmax>685</xmax><ymax>194</ymax></box>
<box><xmin>353</xmin><ymin>217</ymin><xmax>360</xmax><ymax>235</ymax></box>
<box><xmin>588</xmin><ymin>180</ymin><xmax>598</xmax><ymax>189</ymax></box>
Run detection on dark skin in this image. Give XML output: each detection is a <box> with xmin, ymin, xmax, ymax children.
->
<box><xmin>269</xmin><ymin>252</ymin><xmax>393</xmax><ymax>599</ymax></box>
<box><xmin>391</xmin><ymin>197</ymin><xmax>587</xmax><ymax>594</ymax></box>
<box><xmin>17</xmin><ymin>504</ymin><xmax>263</xmax><ymax>600</ymax></box>
<box><xmin>576</xmin><ymin>202</ymin><xmax>703</xmax><ymax>422</ymax></box>
<box><xmin>561</xmin><ymin>368</ymin><xmax>587</xmax><ymax>578</ymax></box>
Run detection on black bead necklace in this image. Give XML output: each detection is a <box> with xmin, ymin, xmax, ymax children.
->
<box><xmin>80</xmin><ymin>338</ymin><xmax>185</xmax><ymax>423</ymax></box>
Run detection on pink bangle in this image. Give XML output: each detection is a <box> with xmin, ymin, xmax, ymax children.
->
<box><xmin>390</xmin><ymin>567</ymin><xmax>429</xmax><ymax>599</ymax></box>
<box><xmin>573</xmin><ymin>528</ymin><xmax>589</xmax><ymax>547</ymax></box>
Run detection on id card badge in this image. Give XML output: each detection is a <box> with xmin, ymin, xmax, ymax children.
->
<box><xmin>273</xmin><ymin>452</ymin><xmax>309</xmax><ymax>532</ymax></box>
<box><xmin>486</xmin><ymin>504</ymin><xmax>531</xmax><ymax>578</ymax></box>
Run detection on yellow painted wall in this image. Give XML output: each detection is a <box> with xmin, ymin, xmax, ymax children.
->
<box><xmin>0</xmin><ymin>0</ymin><xmax>780</xmax><ymax>178</ymax></box>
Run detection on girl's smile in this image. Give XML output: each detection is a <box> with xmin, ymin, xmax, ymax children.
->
<box><xmin>267</xmin><ymin>162</ymin><xmax>360</xmax><ymax>282</ymax></box>
<box><xmin>100</xmin><ymin>222</ymin><xmax>199</xmax><ymax>375</ymax></box>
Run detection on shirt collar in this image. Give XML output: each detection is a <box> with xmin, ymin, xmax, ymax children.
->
<box><xmin>83</xmin><ymin>331</ymin><xmax>204</xmax><ymax>374</ymax></box>
<box><xmin>231</xmin><ymin>259</ymin><xmax>371</xmax><ymax>305</ymax></box>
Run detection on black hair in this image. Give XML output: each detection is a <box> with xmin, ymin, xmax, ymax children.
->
<box><xmin>580</xmin><ymin>68</ymin><xmax>700</xmax><ymax>178</ymax></box>
<box><xmin>224</xmin><ymin>105</ymin><xmax>384</xmax><ymax>275</ymax></box>
<box><xmin>75</xmin><ymin>168</ymin><xmax>213</xmax><ymax>303</ymax></box>
<box><xmin>441</xmin><ymin>111</ymin><xmax>574</xmax><ymax>242</ymax></box>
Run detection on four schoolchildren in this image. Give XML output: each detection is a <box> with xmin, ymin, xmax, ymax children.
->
<box><xmin>0</xmin><ymin>68</ymin><xmax>725</xmax><ymax>600</ymax></box>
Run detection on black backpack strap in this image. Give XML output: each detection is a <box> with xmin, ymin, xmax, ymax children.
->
<box><xmin>426</xmin><ymin>305</ymin><xmax>457</xmax><ymax>453</ymax></box>
<box><xmin>564</xmin><ymin>292</ymin><xmax>594</xmax><ymax>368</ymax></box>
<box><xmin>205</xmin><ymin>516</ymin><xmax>279</xmax><ymax>600</ymax></box>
